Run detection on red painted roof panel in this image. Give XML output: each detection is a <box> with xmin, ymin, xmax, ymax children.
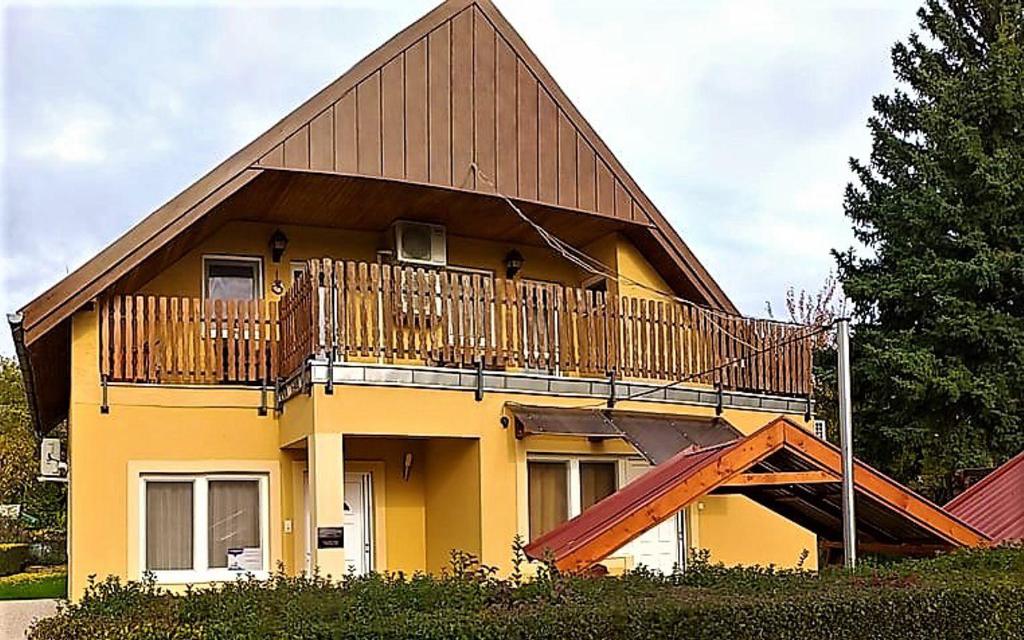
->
<box><xmin>946</xmin><ymin>449</ymin><xmax>1024</xmax><ymax>543</ymax></box>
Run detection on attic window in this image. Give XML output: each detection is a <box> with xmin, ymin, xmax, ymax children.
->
<box><xmin>203</xmin><ymin>256</ymin><xmax>262</xmax><ymax>301</ymax></box>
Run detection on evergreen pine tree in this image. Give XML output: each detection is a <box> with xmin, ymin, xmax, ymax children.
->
<box><xmin>837</xmin><ymin>0</ymin><xmax>1024</xmax><ymax>500</ymax></box>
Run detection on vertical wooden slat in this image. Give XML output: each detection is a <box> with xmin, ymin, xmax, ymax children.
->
<box><xmin>269</xmin><ymin>300</ymin><xmax>279</xmax><ymax>381</ymax></box>
<box><xmin>134</xmin><ymin>295</ymin><xmax>144</xmax><ymax>381</ymax></box>
<box><xmin>381</xmin><ymin>56</ymin><xmax>405</xmax><ymax>179</ymax></box>
<box><xmin>557</xmin><ymin>112</ymin><xmax>577</xmax><ymax>208</ymax></box>
<box><xmin>99</xmin><ymin>297</ymin><xmax>111</xmax><ymax>379</ymax></box>
<box><xmin>123</xmin><ymin>296</ymin><xmax>135</xmax><ymax>381</ymax></box>
<box><xmin>381</xmin><ymin>264</ymin><xmax>394</xmax><ymax>362</ymax></box>
<box><xmin>357</xmin><ymin>72</ymin><xmax>383</xmax><ymax>176</ymax></box>
<box><xmin>496</xmin><ymin>35</ymin><xmax>517</xmax><ymax>195</ymax></box>
<box><xmin>473</xmin><ymin>10</ymin><xmax>497</xmax><ymax>192</ymax></box>
<box><xmin>369</xmin><ymin>263</ymin><xmax>382</xmax><ymax>360</ymax></box>
<box><xmin>451</xmin><ymin>8</ymin><xmax>474</xmax><ymax>189</ymax></box>
<box><xmin>428</xmin><ymin>21</ymin><xmax>452</xmax><ymax>185</ymax></box>
<box><xmin>213</xmin><ymin>300</ymin><xmax>224</xmax><ymax>383</ymax></box>
<box><xmin>335</xmin><ymin>92</ymin><xmax>358</xmax><ymax>173</ymax></box>
<box><xmin>227</xmin><ymin>300</ymin><xmax>237</xmax><ymax>381</ymax></box>
<box><xmin>204</xmin><ymin>298</ymin><xmax>214</xmax><ymax>382</ymax></box>
<box><xmin>363</xmin><ymin>262</ymin><xmax>375</xmax><ymax>357</ymax></box>
<box><xmin>516</xmin><ymin>60</ymin><xmax>538</xmax><ymax>200</ymax></box>
<box><xmin>146</xmin><ymin>296</ymin><xmax>156</xmax><ymax>381</ymax></box>
<box><xmin>482</xmin><ymin>276</ymin><xmax>495</xmax><ymax>365</ymax></box>
<box><xmin>181</xmin><ymin>298</ymin><xmax>192</xmax><ymax>382</ymax></box>
<box><xmin>310</xmin><ymin>109</ymin><xmax>334</xmax><ymax>171</ymax></box>
<box><xmin>110</xmin><ymin>296</ymin><xmax>122</xmax><ymax>380</ymax></box>
<box><xmin>405</xmin><ymin>38</ymin><xmax>429</xmax><ymax>183</ymax></box>
<box><xmin>577</xmin><ymin>139</ymin><xmax>597</xmax><ymax>212</ymax></box>
<box><xmin>537</xmin><ymin>90</ymin><xmax>558</xmax><ymax>202</ymax></box>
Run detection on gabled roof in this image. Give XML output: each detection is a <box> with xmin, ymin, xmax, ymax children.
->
<box><xmin>946</xmin><ymin>449</ymin><xmax>1024</xmax><ymax>543</ymax></box>
<box><xmin>17</xmin><ymin>0</ymin><xmax>735</xmax><ymax>349</ymax></box>
<box><xmin>525</xmin><ymin>417</ymin><xmax>989</xmax><ymax>571</ymax></box>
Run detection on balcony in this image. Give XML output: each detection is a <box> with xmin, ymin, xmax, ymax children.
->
<box><xmin>98</xmin><ymin>259</ymin><xmax>814</xmax><ymax>398</ymax></box>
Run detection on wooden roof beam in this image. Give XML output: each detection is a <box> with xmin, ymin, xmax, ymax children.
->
<box><xmin>723</xmin><ymin>471</ymin><xmax>838</xmax><ymax>486</ymax></box>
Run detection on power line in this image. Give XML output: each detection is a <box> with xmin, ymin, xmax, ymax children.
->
<box><xmin>468</xmin><ymin>163</ymin><xmax>826</xmax><ymax>352</ymax></box>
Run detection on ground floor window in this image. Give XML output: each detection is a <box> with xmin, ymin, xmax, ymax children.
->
<box><xmin>527</xmin><ymin>457</ymin><xmax>619</xmax><ymax>540</ymax></box>
<box><xmin>141</xmin><ymin>473</ymin><xmax>269</xmax><ymax>582</ymax></box>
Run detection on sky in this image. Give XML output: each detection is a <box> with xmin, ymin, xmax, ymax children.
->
<box><xmin>0</xmin><ymin>0</ymin><xmax>921</xmax><ymax>355</ymax></box>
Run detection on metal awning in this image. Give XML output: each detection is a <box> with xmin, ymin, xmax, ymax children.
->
<box><xmin>507</xmin><ymin>404</ymin><xmax>742</xmax><ymax>464</ymax></box>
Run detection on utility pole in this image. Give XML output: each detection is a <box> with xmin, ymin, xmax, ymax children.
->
<box><xmin>836</xmin><ymin>318</ymin><xmax>856</xmax><ymax>569</ymax></box>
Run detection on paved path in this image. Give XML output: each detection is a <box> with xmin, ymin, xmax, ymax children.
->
<box><xmin>0</xmin><ymin>599</ymin><xmax>59</xmax><ymax>639</ymax></box>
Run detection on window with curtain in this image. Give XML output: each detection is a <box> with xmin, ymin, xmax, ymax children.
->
<box><xmin>204</xmin><ymin>258</ymin><xmax>261</xmax><ymax>301</ymax></box>
<box><xmin>145</xmin><ymin>482</ymin><xmax>193</xmax><ymax>571</ymax></box>
<box><xmin>528</xmin><ymin>461</ymin><xmax>568</xmax><ymax>540</ymax></box>
<box><xmin>142</xmin><ymin>474</ymin><xmax>267</xmax><ymax>580</ymax></box>
<box><xmin>580</xmin><ymin>462</ymin><xmax>616</xmax><ymax>510</ymax></box>
<box><xmin>207</xmin><ymin>480</ymin><xmax>261</xmax><ymax>569</ymax></box>
<box><xmin>527</xmin><ymin>458</ymin><xmax>623</xmax><ymax>542</ymax></box>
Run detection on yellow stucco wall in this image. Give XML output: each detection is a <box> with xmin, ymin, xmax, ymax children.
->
<box><xmin>64</xmin><ymin>224</ymin><xmax>817</xmax><ymax>599</ymax></box>
<box><xmin>140</xmin><ymin>220</ymin><xmax>591</xmax><ymax>300</ymax></box>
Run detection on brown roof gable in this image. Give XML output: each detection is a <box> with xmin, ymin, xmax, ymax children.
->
<box><xmin>17</xmin><ymin>0</ymin><xmax>735</xmax><ymax>348</ymax></box>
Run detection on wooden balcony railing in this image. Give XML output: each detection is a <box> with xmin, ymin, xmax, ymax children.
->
<box><xmin>279</xmin><ymin>259</ymin><xmax>814</xmax><ymax>397</ymax></box>
<box><xmin>97</xmin><ymin>260</ymin><xmax>814</xmax><ymax>397</ymax></box>
<box><xmin>98</xmin><ymin>295</ymin><xmax>278</xmax><ymax>384</ymax></box>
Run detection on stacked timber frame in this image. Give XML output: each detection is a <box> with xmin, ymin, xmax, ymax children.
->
<box><xmin>11</xmin><ymin>0</ymin><xmax>987</xmax><ymax>600</ymax></box>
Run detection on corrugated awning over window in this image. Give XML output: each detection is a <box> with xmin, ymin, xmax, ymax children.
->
<box><xmin>507</xmin><ymin>404</ymin><xmax>743</xmax><ymax>465</ymax></box>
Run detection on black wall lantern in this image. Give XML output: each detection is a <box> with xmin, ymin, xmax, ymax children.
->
<box><xmin>504</xmin><ymin>249</ymin><xmax>524</xmax><ymax>279</ymax></box>
<box><xmin>269</xmin><ymin>229</ymin><xmax>289</xmax><ymax>263</ymax></box>
<box><xmin>269</xmin><ymin>230</ymin><xmax>289</xmax><ymax>295</ymax></box>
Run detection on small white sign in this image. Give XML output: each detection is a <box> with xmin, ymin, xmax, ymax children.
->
<box><xmin>40</xmin><ymin>439</ymin><xmax>61</xmax><ymax>476</ymax></box>
<box><xmin>226</xmin><ymin>547</ymin><xmax>262</xmax><ymax>572</ymax></box>
<box><xmin>0</xmin><ymin>504</ymin><xmax>21</xmax><ymax>519</ymax></box>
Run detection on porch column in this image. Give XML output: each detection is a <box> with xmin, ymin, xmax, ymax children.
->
<box><xmin>307</xmin><ymin>432</ymin><xmax>347</xmax><ymax>578</ymax></box>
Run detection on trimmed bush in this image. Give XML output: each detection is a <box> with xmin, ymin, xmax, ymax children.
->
<box><xmin>30</xmin><ymin>547</ymin><xmax>1024</xmax><ymax>640</ymax></box>
<box><xmin>0</xmin><ymin>543</ymin><xmax>30</xmax><ymax>577</ymax></box>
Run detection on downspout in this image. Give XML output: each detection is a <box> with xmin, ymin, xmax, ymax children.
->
<box><xmin>7</xmin><ymin>312</ymin><xmax>43</xmax><ymax>434</ymax></box>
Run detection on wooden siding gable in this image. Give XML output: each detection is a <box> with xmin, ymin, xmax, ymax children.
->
<box><xmin>256</xmin><ymin>3</ymin><xmax>650</xmax><ymax>226</ymax></box>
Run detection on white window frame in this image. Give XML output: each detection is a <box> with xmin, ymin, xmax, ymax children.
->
<box><xmin>526</xmin><ymin>455</ymin><xmax>623</xmax><ymax>525</ymax></box>
<box><xmin>290</xmin><ymin>260</ymin><xmax>308</xmax><ymax>285</ymax></box>
<box><xmin>139</xmin><ymin>473</ymin><xmax>270</xmax><ymax>584</ymax></box>
<box><xmin>202</xmin><ymin>254</ymin><xmax>265</xmax><ymax>302</ymax></box>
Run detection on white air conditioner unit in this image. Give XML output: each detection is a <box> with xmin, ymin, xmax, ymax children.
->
<box><xmin>393</xmin><ymin>221</ymin><xmax>447</xmax><ymax>267</ymax></box>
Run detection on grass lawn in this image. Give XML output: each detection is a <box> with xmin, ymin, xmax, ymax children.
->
<box><xmin>0</xmin><ymin>566</ymin><xmax>66</xmax><ymax>600</ymax></box>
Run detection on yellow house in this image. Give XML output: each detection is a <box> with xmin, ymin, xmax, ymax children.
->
<box><xmin>11</xmin><ymin>0</ymin><xmax>823</xmax><ymax>599</ymax></box>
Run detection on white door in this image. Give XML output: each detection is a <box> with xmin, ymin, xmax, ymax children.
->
<box><xmin>343</xmin><ymin>472</ymin><xmax>373</xmax><ymax>576</ymax></box>
<box><xmin>616</xmin><ymin>460</ymin><xmax>683</xmax><ymax>574</ymax></box>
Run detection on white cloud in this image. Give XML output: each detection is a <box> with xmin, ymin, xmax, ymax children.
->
<box><xmin>20</xmin><ymin>104</ymin><xmax>114</xmax><ymax>164</ymax></box>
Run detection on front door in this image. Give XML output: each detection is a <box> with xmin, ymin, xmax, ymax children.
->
<box><xmin>343</xmin><ymin>472</ymin><xmax>373</xmax><ymax>576</ymax></box>
<box><xmin>302</xmin><ymin>470</ymin><xmax>374</xmax><ymax>576</ymax></box>
<box><xmin>617</xmin><ymin>460</ymin><xmax>684</xmax><ymax>573</ymax></box>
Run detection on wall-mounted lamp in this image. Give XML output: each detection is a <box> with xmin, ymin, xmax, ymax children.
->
<box><xmin>402</xmin><ymin>452</ymin><xmax>414</xmax><ymax>481</ymax></box>
<box><xmin>504</xmin><ymin>249</ymin><xmax>524</xmax><ymax>279</ymax></box>
<box><xmin>269</xmin><ymin>229</ymin><xmax>289</xmax><ymax>263</ymax></box>
<box><xmin>269</xmin><ymin>230</ymin><xmax>289</xmax><ymax>294</ymax></box>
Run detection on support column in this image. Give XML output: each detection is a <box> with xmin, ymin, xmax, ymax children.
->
<box><xmin>307</xmin><ymin>432</ymin><xmax>346</xmax><ymax>578</ymax></box>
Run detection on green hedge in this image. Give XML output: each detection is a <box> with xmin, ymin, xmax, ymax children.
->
<box><xmin>0</xmin><ymin>544</ymin><xmax>30</xmax><ymax>577</ymax></box>
<box><xmin>30</xmin><ymin>547</ymin><xmax>1024</xmax><ymax>640</ymax></box>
